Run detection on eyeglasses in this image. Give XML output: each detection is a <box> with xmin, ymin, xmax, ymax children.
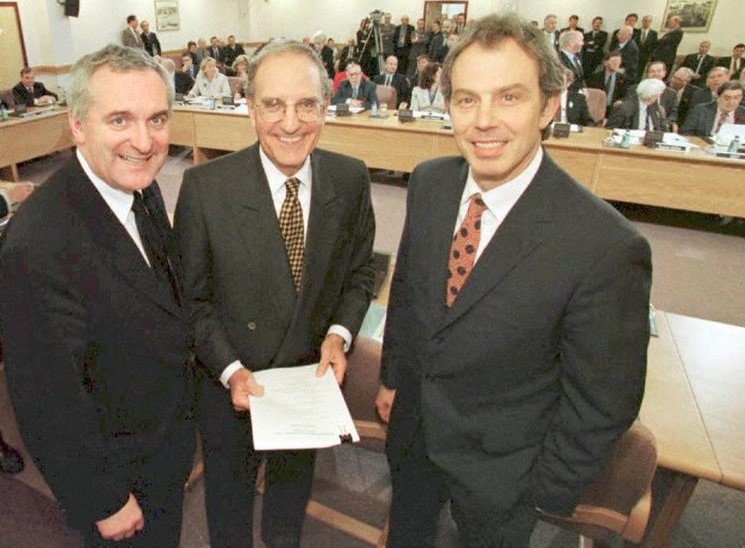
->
<box><xmin>254</xmin><ymin>98</ymin><xmax>324</xmax><ymax>122</ymax></box>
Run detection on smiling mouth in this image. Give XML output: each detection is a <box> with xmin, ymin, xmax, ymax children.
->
<box><xmin>120</xmin><ymin>154</ymin><xmax>152</xmax><ymax>165</ymax></box>
<box><xmin>278</xmin><ymin>136</ymin><xmax>302</xmax><ymax>144</ymax></box>
<box><xmin>473</xmin><ymin>141</ymin><xmax>506</xmax><ymax>150</ymax></box>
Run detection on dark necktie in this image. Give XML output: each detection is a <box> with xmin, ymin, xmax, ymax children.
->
<box><xmin>606</xmin><ymin>73</ymin><xmax>616</xmax><ymax>105</ymax></box>
<box><xmin>713</xmin><ymin>111</ymin><xmax>728</xmax><ymax>135</ymax></box>
<box><xmin>279</xmin><ymin>178</ymin><xmax>304</xmax><ymax>291</ymax></box>
<box><xmin>446</xmin><ymin>193</ymin><xmax>487</xmax><ymax>307</ymax></box>
<box><xmin>132</xmin><ymin>191</ymin><xmax>180</xmax><ymax>304</ymax></box>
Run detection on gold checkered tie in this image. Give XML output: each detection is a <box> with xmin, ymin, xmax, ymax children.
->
<box><xmin>279</xmin><ymin>178</ymin><xmax>304</xmax><ymax>291</ymax></box>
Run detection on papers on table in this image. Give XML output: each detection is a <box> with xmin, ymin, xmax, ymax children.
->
<box><xmin>609</xmin><ymin>130</ymin><xmax>697</xmax><ymax>151</ymax></box>
<box><xmin>326</xmin><ymin>104</ymin><xmax>365</xmax><ymax>115</ymax></box>
<box><xmin>248</xmin><ymin>364</ymin><xmax>359</xmax><ymax>450</ymax></box>
<box><xmin>412</xmin><ymin>110</ymin><xmax>450</xmax><ymax>121</ymax></box>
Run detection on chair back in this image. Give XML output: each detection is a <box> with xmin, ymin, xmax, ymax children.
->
<box><xmin>585</xmin><ymin>88</ymin><xmax>607</xmax><ymax>127</ymax></box>
<box><xmin>227</xmin><ymin>76</ymin><xmax>245</xmax><ymax>97</ymax></box>
<box><xmin>375</xmin><ymin>85</ymin><xmax>397</xmax><ymax>110</ymax></box>
<box><xmin>0</xmin><ymin>89</ymin><xmax>15</xmax><ymax>109</ymax></box>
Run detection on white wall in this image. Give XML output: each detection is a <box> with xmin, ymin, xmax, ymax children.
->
<box><xmin>14</xmin><ymin>0</ymin><xmax>744</xmax><ymax>70</ymax></box>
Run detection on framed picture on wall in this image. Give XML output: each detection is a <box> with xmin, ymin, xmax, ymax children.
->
<box><xmin>661</xmin><ymin>0</ymin><xmax>717</xmax><ymax>32</ymax></box>
<box><xmin>155</xmin><ymin>0</ymin><xmax>180</xmax><ymax>31</ymax></box>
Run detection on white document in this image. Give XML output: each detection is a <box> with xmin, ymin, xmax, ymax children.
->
<box><xmin>249</xmin><ymin>364</ymin><xmax>359</xmax><ymax>450</ymax></box>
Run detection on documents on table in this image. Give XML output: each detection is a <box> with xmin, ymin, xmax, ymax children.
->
<box><xmin>249</xmin><ymin>364</ymin><xmax>360</xmax><ymax>450</ymax></box>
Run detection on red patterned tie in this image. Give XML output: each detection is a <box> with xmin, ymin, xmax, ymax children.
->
<box><xmin>446</xmin><ymin>193</ymin><xmax>487</xmax><ymax>307</ymax></box>
<box><xmin>279</xmin><ymin>178</ymin><xmax>304</xmax><ymax>291</ymax></box>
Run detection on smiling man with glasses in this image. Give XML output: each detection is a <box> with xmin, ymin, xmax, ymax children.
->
<box><xmin>174</xmin><ymin>39</ymin><xmax>376</xmax><ymax>547</ymax></box>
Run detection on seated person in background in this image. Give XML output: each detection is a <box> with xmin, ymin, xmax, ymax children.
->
<box><xmin>680</xmin><ymin>81</ymin><xmax>745</xmax><ymax>137</ymax></box>
<box><xmin>12</xmin><ymin>67</ymin><xmax>58</xmax><ymax>107</ymax></box>
<box><xmin>227</xmin><ymin>54</ymin><xmax>250</xmax><ymax>98</ymax></box>
<box><xmin>408</xmin><ymin>61</ymin><xmax>445</xmax><ymax>112</ymax></box>
<box><xmin>332</xmin><ymin>61</ymin><xmax>377</xmax><ymax>109</ymax></box>
<box><xmin>176</xmin><ymin>53</ymin><xmax>196</xmax><ymax>95</ymax></box>
<box><xmin>607</xmin><ymin>78</ymin><xmax>668</xmax><ymax>131</ymax></box>
<box><xmin>690</xmin><ymin>66</ymin><xmax>731</xmax><ymax>111</ymax></box>
<box><xmin>627</xmin><ymin>61</ymin><xmax>678</xmax><ymax>126</ymax></box>
<box><xmin>716</xmin><ymin>43</ymin><xmax>745</xmax><ymax>81</ymax></box>
<box><xmin>0</xmin><ymin>180</ymin><xmax>35</xmax><ymax>219</ymax></box>
<box><xmin>681</xmin><ymin>41</ymin><xmax>716</xmax><ymax>84</ymax></box>
<box><xmin>586</xmin><ymin>51</ymin><xmax>629</xmax><ymax>117</ymax></box>
<box><xmin>556</xmin><ymin>68</ymin><xmax>593</xmax><ymax>126</ymax></box>
<box><xmin>188</xmin><ymin>57</ymin><xmax>231</xmax><ymax>98</ymax></box>
<box><xmin>670</xmin><ymin>67</ymin><xmax>700</xmax><ymax>128</ymax></box>
<box><xmin>373</xmin><ymin>55</ymin><xmax>411</xmax><ymax>107</ymax></box>
<box><xmin>221</xmin><ymin>34</ymin><xmax>246</xmax><ymax>68</ymax></box>
<box><xmin>409</xmin><ymin>53</ymin><xmax>430</xmax><ymax>89</ymax></box>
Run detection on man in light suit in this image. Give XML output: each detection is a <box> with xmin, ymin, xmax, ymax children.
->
<box><xmin>174</xmin><ymin>40</ymin><xmax>375</xmax><ymax>547</ymax></box>
<box><xmin>681</xmin><ymin>81</ymin><xmax>745</xmax><ymax>137</ymax></box>
<box><xmin>332</xmin><ymin>61</ymin><xmax>378</xmax><ymax>109</ymax></box>
<box><xmin>121</xmin><ymin>14</ymin><xmax>144</xmax><ymax>50</ymax></box>
<box><xmin>0</xmin><ymin>44</ymin><xmax>194</xmax><ymax>545</ymax></box>
<box><xmin>376</xmin><ymin>13</ymin><xmax>651</xmax><ymax>546</ymax></box>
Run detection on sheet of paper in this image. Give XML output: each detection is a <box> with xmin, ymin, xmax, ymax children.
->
<box><xmin>249</xmin><ymin>364</ymin><xmax>359</xmax><ymax>450</ymax></box>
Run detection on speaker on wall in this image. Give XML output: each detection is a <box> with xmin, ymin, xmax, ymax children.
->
<box><xmin>64</xmin><ymin>0</ymin><xmax>80</xmax><ymax>17</ymax></box>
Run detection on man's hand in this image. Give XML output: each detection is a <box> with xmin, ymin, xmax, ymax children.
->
<box><xmin>375</xmin><ymin>385</ymin><xmax>397</xmax><ymax>423</ymax></box>
<box><xmin>95</xmin><ymin>493</ymin><xmax>144</xmax><ymax>541</ymax></box>
<box><xmin>227</xmin><ymin>367</ymin><xmax>264</xmax><ymax>411</ymax></box>
<box><xmin>350</xmin><ymin>99</ymin><xmax>365</xmax><ymax>108</ymax></box>
<box><xmin>316</xmin><ymin>333</ymin><xmax>347</xmax><ymax>384</ymax></box>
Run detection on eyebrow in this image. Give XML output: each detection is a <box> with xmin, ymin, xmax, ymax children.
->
<box><xmin>452</xmin><ymin>83</ymin><xmax>531</xmax><ymax>96</ymax></box>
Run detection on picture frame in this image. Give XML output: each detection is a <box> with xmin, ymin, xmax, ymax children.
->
<box><xmin>154</xmin><ymin>0</ymin><xmax>179</xmax><ymax>31</ymax></box>
<box><xmin>661</xmin><ymin>0</ymin><xmax>717</xmax><ymax>33</ymax></box>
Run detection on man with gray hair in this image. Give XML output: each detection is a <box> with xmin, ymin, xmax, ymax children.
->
<box><xmin>376</xmin><ymin>12</ymin><xmax>650</xmax><ymax>546</ymax></box>
<box><xmin>312</xmin><ymin>30</ymin><xmax>335</xmax><ymax>79</ymax></box>
<box><xmin>670</xmin><ymin>66</ymin><xmax>699</xmax><ymax>127</ymax></box>
<box><xmin>608</xmin><ymin>78</ymin><xmax>667</xmax><ymax>130</ymax></box>
<box><xmin>0</xmin><ymin>44</ymin><xmax>194</xmax><ymax>545</ymax></box>
<box><xmin>559</xmin><ymin>29</ymin><xmax>585</xmax><ymax>92</ymax></box>
<box><xmin>615</xmin><ymin>25</ymin><xmax>640</xmax><ymax>83</ymax></box>
<box><xmin>174</xmin><ymin>40</ymin><xmax>375</xmax><ymax>547</ymax></box>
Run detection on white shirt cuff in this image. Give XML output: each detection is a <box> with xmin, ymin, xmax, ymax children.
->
<box><xmin>327</xmin><ymin>324</ymin><xmax>352</xmax><ymax>352</ymax></box>
<box><xmin>219</xmin><ymin>360</ymin><xmax>244</xmax><ymax>389</ymax></box>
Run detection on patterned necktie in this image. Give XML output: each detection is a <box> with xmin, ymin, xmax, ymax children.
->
<box><xmin>446</xmin><ymin>193</ymin><xmax>487</xmax><ymax>307</ymax></box>
<box><xmin>279</xmin><ymin>178</ymin><xmax>304</xmax><ymax>291</ymax></box>
<box><xmin>713</xmin><ymin>111</ymin><xmax>729</xmax><ymax>135</ymax></box>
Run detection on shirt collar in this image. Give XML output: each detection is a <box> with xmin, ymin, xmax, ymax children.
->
<box><xmin>76</xmin><ymin>148</ymin><xmax>135</xmax><ymax>225</ymax></box>
<box><xmin>259</xmin><ymin>145</ymin><xmax>312</xmax><ymax>196</ymax></box>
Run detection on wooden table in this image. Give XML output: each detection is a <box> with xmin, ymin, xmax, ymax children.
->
<box><xmin>640</xmin><ymin>311</ymin><xmax>745</xmax><ymax>546</ymax></box>
<box><xmin>0</xmin><ymin>109</ymin><xmax>74</xmax><ymax>181</ymax></box>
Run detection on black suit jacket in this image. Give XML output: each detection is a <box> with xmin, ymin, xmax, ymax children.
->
<box><xmin>582</xmin><ymin>30</ymin><xmax>608</xmax><ymax>74</ymax></box>
<box><xmin>559</xmin><ymin>50</ymin><xmax>585</xmax><ymax>91</ymax></box>
<box><xmin>12</xmin><ymin>82</ymin><xmax>58</xmax><ymax>107</ymax></box>
<box><xmin>173</xmin><ymin>143</ymin><xmax>375</xmax><ymax>379</ymax></box>
<box><xmin>564</xmin><ymin>91</ymin><xmax>593</xmax><ymax>126</ymax></box>
<box><xmin>675</xmin><ymin>84</ymin><xmax>701</xmax><ymax>127</ymax></box>
<box><xmin>716</xmin><ymin>56</ymin><xmax>745</xmax><ymax>80</ymax></box>
<box><xmin>651</xmin><ymin>28</ymin><xmax>684</xmax><ymax>68</ymax></box>
<box><xmin>373</xmin><ymin>72</ymin><xmax>411</xmax><ymax>106</ymax></box>
<box><xmin>382</xmin><ymin>153</ymin><xmax>651</xmax><ymax>516</ymax></box>
<box><xmin>0</xmin><ymin>156</ymin><xmax>194</xmax><ymax>529</ymax></box>
<box><xmin>332</xmin><ymin>79</ymin><xmax>378</xmax><ymax>109</ymax></box>
<box><xmin>681</xmin><ymin>53</ymin><xmax>716</xmax><ymax>80</ymax></box>
<box><xmin>586</xmin><ymin>70</ymin><xmax>629</xmax><ymax>113</ymax></box>
<box><xmin>222</xmin><ymin>43</ymin><xmax>246</xmax><ymax>68</ymax></box>
<box><xmin>616</xmin><ymin>40</ymin><xmax>640</xmax><ymax>83</ymax></box>
<box><xmin>393</xmin><ymin>24</ymin><xmax>414</xmax><ymax>53</ymax></box>
<box><xmin>428</xmin><ymin>32</ymin><xmax>447</xmax><ymax>62</ymax></box>
<box><xmin>141</xmin><ymin>31</ymin><xmax>161</xmax><ymax>56</ymax></box>
<box><xmin>175</xmin><ymin>71</ymin><xmax>195</xmax><ymax>95</ymax></box>
<box><xmin>680</xmin><ymin>102</ymin><xmax>745</xmax><ymax>137</ymax></box>
<box><xmin>607</xmin><ymin>97</ymin><xmax>664</xmax><ymax>130</ymax></box>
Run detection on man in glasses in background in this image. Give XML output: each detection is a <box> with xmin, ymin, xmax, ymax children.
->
<box><xmin>174</xmin><ymin>40</ymin><xmax>375</xmax><ymax>547</ymax></box>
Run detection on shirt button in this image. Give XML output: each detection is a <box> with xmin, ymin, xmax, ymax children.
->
<box><xmin>246</xmin><ymin>322</ymin><xmax>256</xmax><ymax>331</ymax></box>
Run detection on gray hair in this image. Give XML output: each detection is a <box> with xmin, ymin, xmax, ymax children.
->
<box><xmin>559</xmin><ymin>30</ymin><xmax>582</xmax><ymax>49</ymax></box>
<box><xmin>636</xmin><ymin>78</ymin><xmax>666</xmax><ymax>100</ymax></box>
<box><xmin>245</xmin><ymin>40</ymin><xmax>332</xmax><ymax>101</ymax></box>
<box><xmin>312</xmin><ymin>31</ymin><xmax>327</xmax><ymax>44</ymax></box>
<box><xmin>441</xmin><ymin>13</ymin><xmax>565</xmax><ymax>104</ymax></box>
<box><xmin>67</xmin><ymin>44</ymin><xmax>173</xmax><ymax>121</ymax></box>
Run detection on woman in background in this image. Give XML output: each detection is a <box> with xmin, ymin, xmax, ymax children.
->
<box><xmin>409</xmin><ymin>62</ymin><xmax>445</xmax><ymax>112</ymax></box>
<box><xmin>188</xmin><ymin>57</ymin><xmax>231</xmax><ymax>98</ymax></box>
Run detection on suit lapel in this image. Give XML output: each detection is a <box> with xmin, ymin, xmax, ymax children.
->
<box><xmin>64</xmin><ymin>157</ymin><xmax>181</xmax><ymax>317</ymax></box>
<box><xmin>435</xmin><ymin>154</ymin><xmax>558</xmax><ymax>335</ymax></box>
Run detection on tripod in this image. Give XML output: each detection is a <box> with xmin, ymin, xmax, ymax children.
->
<box><xmin>357</xmin><ymin>21</ymin><xmax>385</xmax><ymax>75</ymax></box>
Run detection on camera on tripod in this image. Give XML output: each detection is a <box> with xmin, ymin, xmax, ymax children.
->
<box><xmin>357</xmin><ymin>9</ymin><xmax>386</xmax><ymax>74</ymax></box>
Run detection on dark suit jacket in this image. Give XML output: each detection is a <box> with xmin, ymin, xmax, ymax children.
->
<box><xmin>586</xmin><ymin>70</ymin><xmax>629</xmax><ymax>113</ymax></box>
<box><xmin>332</xmin><ymin>79</ymin><xmax>377</xmax><ymax>109</ymax></box>
<box><xmin>221</xmin><ymin>43</ymin><xmax>246</xmax><ymax>68</ymax></box>
<box><xmin>0</xmin><ymin>156</ymin><xmax>194</xmax><ymax>530</ymax></box>
<box><xmin>690</xmin><ymin>87</ymin><xmax>715</xmax><ymax>111</ymax></box>
<box><xmin>680</xmin><ymin>102</ymin><xmax>745</xmax><ymax>136</ymax></box>
<box><xmin>651</xmin><ymin>28</ymin><xmax>684</xmax><ymax>68</ymax></box>
<box><xmin>175</xmin><ymin>71</ymin><xmax>195</xmax><ymax>95</ymax></box>
<box><xmin>173</xmin><ymin>143</ymin><xmax>375</xmax><ymax>379</ymax></box>
<box><xmin>428</xmin><ymin>31</ymin><xmax>448</xmax><ymax>62</ymax></box>
<box><xmin>141</xmin><ymin>31</ymin><xmax>161</xmax><ymax>56</ymax></box>
<box><xmin>582</xmin><ymin>30</ymin><xmax>608</xmax><ymax>74</ymax></box>
<box><xmin>393</xmin><ymin>24</ymin><xmax>414</xmax><ymax>54</ymax></box>
<box><xmin>681</xmin><ymin>53</ymin><xmax>716</xmax><ymax>80</ymax></box>
<box><xmin>675</xmin><ymin>84</ymin><xmax>701</xmax><ymax>127</ymax></box>
<box><xmin>626</xmin><ymin>85</ymin><xmax>677</xmax><ymax>122</ymax></box>
<box><xmin>320</xmin><ymin>45</ymin><xmax>335</xmax><ymax>79</ymax></box>
<box><xmin>373</xmin><ymin>72</ymin><xmax>411</xmax><ymax>106</ymax></box>
<box><xmin>607</xmin><ymin>97</ymin><xmax>664</xmax><ymax>130</ymax></box>
<box><xmin>609</xmin><ymin>28</ymin><xmax>641</xmax><ymax>51</ymax></box>
<box><xmin>12</xmin><ymin>82</ymin><xmax>58</xmax><ymax>107</ymax></box>
<box><xmin>382</xmin><ymin>153</ymin><xmax>651</xmax><ymax>517</ymax></box>
<box><xmin>716</xmin><ymin>56</ymin><xmax>745</xmax><ymax>80</ymax></box>
<box><xmin>559</xmin><ymin>50</ymin><xmax>585</xmax><ymax>92</ymax></box>
<box><xmin>565</xmin><ymin>91</ymin><xmax>592</xmax><ymax>126</ymax></box>
<box><xmin>637</xmin><ymin>29</ymin><xmax>658</xmax><ymax>79</ymax></box>
<box><xmin>616</xmin><ymin>40</ymin><xmax>640</xmax><ymax>83</ymax></box>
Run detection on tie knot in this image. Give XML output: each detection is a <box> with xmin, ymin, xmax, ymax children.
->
<box><xmin>285</xmin><ymin>178</ymin><xmax>300</xmax><ymax>197</ymax></box>
<box><xmin>466</xmin><ymin>193</ymin><xmax>487</xmax><ymax>218</ymax></box>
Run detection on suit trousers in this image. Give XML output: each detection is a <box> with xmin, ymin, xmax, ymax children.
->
<box><xmin>388</xmin><ymin>426</ymin><xmax>538</xmax><ymax>548</ymax></box>
<box><xmin>83</xmin><ymin>418</ymin><xmax>194</xmax><ymax>547</ymax></box>
<box><xmin>198</xmin><ymin>367</ymin><xmax>316</xmax><ymax>548</ymax></box>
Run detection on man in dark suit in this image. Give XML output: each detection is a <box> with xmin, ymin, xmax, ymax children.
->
<box><xmin>582</xmin><ymin>16</ymin><xmax>608</xmax><ymax>76</ymax></box>
<box><xmin>626</xmin><ymin>61</ymin><xmax>678</xmax><ymax>124</ymax></box>
<box><xmin>670</xmin><ymin>67</ymin><xmax>700</xmax><ymax>128</ymax></box>
<box><xmin>558</xmin><ymin>30</ymin><xmax>586</xmax><ymax>92</ymax></box>
<box><xmin>681</xmin><ymin>81</ymin><xmax>745</xmax><ymax>137</ymax></box>
<box><xmin>0</xmin><ymin>44</ymin><xmax>194</xmax><ymax>546</ymax></box>
<box><xmin>557</xmin><ymin>70</ymin><xmax>593</xmax><ymax>126</ymax></box>
<box><xmin>651</xmin><ymin>15</ymin><xmax>684</xmax><ymax>76</ymax></box>
<box><xmin>140</xmin><ymin>19</ymin><xmax>161</xmax><ymax>56</ymax></box>
<box><xmin>11</xmin><ymin>67</ymin><xmax>58</xmax><ymax>107</ymax></box>
<box><xmin>173</xmin><ymin>40</ymin><xmax>375</xmax><ymax>547</ymax></box>
<box><xmin>614</xmin><ymin>26</ymin><xmax>639</xmax><ymax>84</ymax></box>
<box><xmin>560</xmin><ymin>14</ymin><xmax>583</xmax><ymax>34</ymax></box>
<box><xmin>609</xmin><ymin>13</ymin><xmax>639</xmax><ymax>51</ymax></box>
<box><xmin>376</xmin><ymin>14</ymin><xmax>651</xmax><ymax>546</ymax></box>
<box><xmin>689</xmin><ymin>66</ymin><xmax>731</xmax><ymax>110</ymax></box>
<box><xmin>312</xmin><ymin>31</ymin><xmax>336</xmax><ymax>80</ymax></box>
<box><xmin>681</xmin><ymin>41</ymin><xmax>716</xmax><ymax>84</ymax></box>
<box><xmin>428</xmin><ymin>21</ymin><xmax>447</xmax><ymax>63</ymax></box>
<box><xmin>716</xmin><ymin>43</ymin><xmax>745</xmax><ymax>81</ymax></box>
<box><xmin>222</xmin><ymin>34</ymin><xmax>246</xmax><ymax>68</ymax></box>
<box><xmin>175</xmin><ymin>52</ymin><xmax>196</xmax><ymax>95</ymax></box>
<box><xmin>332</xmin><ymin>61</ymin><xmax>377</xmax><ymax>109</ymax></box>
<box><xmin>373</xmin><ymin>55</ymin><xmax>411</xmax><ymax>107</ymax></box>
<box><xmin>587</xmin><ymin>51</ymin><xmax>630</xmax><ymax>116</ymax></box>
<box><xmin>393</xmin><ymin>15</ymin><xmax>415</xmax><ymax>75</ymax></box>
<box><xmin>608</xmin><ymin>78</ymin><xmax>667</xmax><ymax>130</ymax></box>
<box><xmin>637</xmin><ymin>15</ymin><xmax>658</xmax><ymax>81</ymax></box>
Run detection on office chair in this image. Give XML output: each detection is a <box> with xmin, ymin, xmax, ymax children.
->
<box><xmin>305</xmin><ymin>336</ymin><xmax>388</xmax><ymax>547</ymax></box>
<box><xmin>584</xmin><ymin>88</ymin><xmax>607</xmax><ymax>127</ymax></box>
<box><xmin>539</xmin><ymin>421</ymin><xmax>657</xmax><ymax>547</ymax></box>
<box><xmin>375</xmin><ymin>86</ymin><xmax>398</xmax><ymax>111</ymax></box>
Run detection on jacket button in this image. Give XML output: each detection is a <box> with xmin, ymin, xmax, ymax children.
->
<box><xmin>246</xmin><ymin>322</ymin><xmax>256</xmax><ymax>331</ymax></box>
